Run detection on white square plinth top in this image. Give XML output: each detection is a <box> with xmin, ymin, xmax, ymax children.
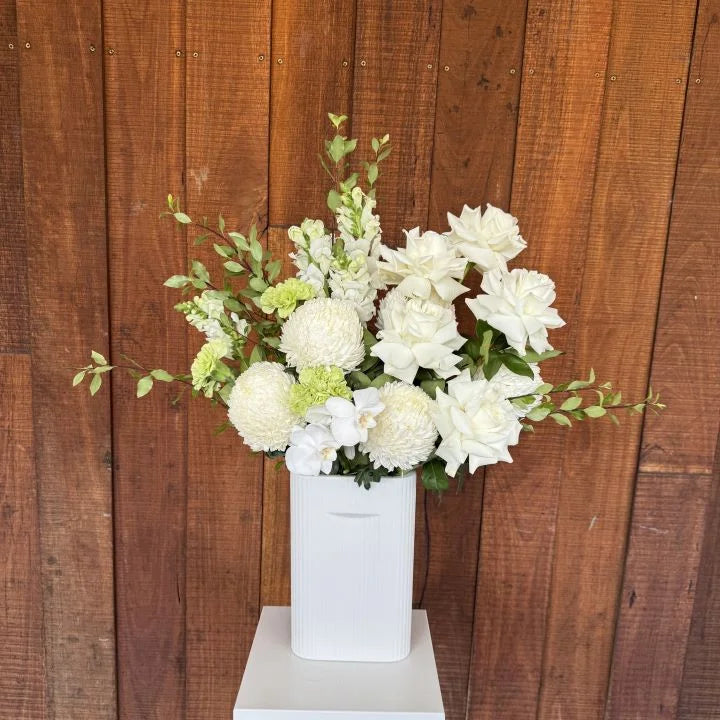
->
<box><xmin>234</xmin><ymin>606</ymin><xmax>445</xmax><ymax>720</ymax></box>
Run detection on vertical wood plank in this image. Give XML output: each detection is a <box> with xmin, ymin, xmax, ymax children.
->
<box><xmin>184</xmin><ymin>3</ymin><xmax>270</xmax><ymax>717</ymax></box>
<box><xmin>425</xmin><ymin>2</ymin><xmax>527</xmax><ymax>718</ymax></box>
<box><xmin>537</xmin><ymin>1</ymin><xmax>697</xmax><ymax>718</ymax></box>
<box><xmin>0</xmin><ymin>0</ymin><xmax>28</xmax><ymax>353</ymax></box>
<box><xmin>262</xmin><ymin>1</ymin><xmax>356</xmax><ymax>607</ymax></box>
<box><xmin>679</xmin><ymin>439</ymin><xmax>720</xmax><ymax>719</ymax></box>
<box><xmin>268</xmin><ymin>0</ymin><xmax>355</xmax><ymax>227</ymax></box>
<box><xmin>467</xmin><ymin>1</ymin><xmax>613</xmax><ymax>716</ymax></box>
<box><xmin>0</xmin><ymin>356</ymin><xmax>45</xmax><ymax>718</ymax></box>
<box><xmin>103</xmin><ymin>4</ymin><xmax>186</xmax><ymax>718</ymax></box>
<box><xmin>16</xmin><ymin>1</ymin><xmax>116</xmax><ymax>717</ymax></box>
<box><xmin>352</xmin><ymin>0</ymin><xmax>443</xmax><ymax>242</ymax></box>
<box><xmin>607</xmin><ymin>3</ymin><xmax>720</xmax><ymax>716</ymax></box>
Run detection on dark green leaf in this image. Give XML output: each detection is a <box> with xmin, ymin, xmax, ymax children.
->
<box><xmin>422</xmin><ymin>459</ymin><xmax>449</xmax><ymax>492</ymax></box>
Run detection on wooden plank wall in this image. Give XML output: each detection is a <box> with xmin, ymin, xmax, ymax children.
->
<box><xmin>1</xmin><ymin>1</ymin><xmax>718</xmax><ymax>719</ymax></box>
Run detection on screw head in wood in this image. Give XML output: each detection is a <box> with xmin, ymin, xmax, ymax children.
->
<box><xmin>175</xmin><ymin>49</ymin><xmax>182</xmax><ymax>57</ymax></box>
<box><xmin>90</xmin><ymin>44</ymin><xmax>96</xmax><ymax>52</ymax></box>
<box><xmin>675</xmin><ymin>77</ymin><xmax>682</xmax><ymax>84</ymax></box>
<box><xmin>8</xmin><ymin>42</ymin><xmax>14</xmax><ymax>49</ymax></box>
<box><xmin>695</xmin><ymin>77</ymin><xmax>701</xmax><ymax>84</ymax></box>
<box><xmin>108</xmin><ymin>48</ymin><xmax>115</xmax><ymax>55</ymax></box>
<box><xmin>610</xmin><ymin>74</ymin><xmax>617</xmax><ymax>81</ymax></box>
<box><xmin>528</xmin><ymin>68</ymin><xmax>535</xmax><ymax>75</ymax></box>
<box><xmin>342</xmin><ymin>59</ymin><xmax>348</xmax><ymax>67</ymax></box>
<box><xmin>277</xmin><ymin>57</ymin><xmax>283</xmax><ymax>64</ymax></box>
<box><xmin>444</xmin><ymin>65</ymin><xmax>450</xmax><ymax>72</ymax></box>
<box><xmin>24</xmin><ymin>41</ymin><xmax>30</xmax><ymax>48</ymax></box>
<box><xmin>509</xmin><ymin>68</ymin><xmax>516</xmax><ymax>75</ymax></box>
<box><xmin>595</xmin><ymin>71</ymin><xmax>600</xmax><ymax>77</ymax></box>
<box><xmin>258</xmin><ymin>54</ymin><xmax>264</xmax><ymax>61</ymax></box>
<box><xmin>360</xmin><ymin>59</ymin><xmax>367</xmax><ymax>67</ymax></box>
<box><xmin>427</xmin><ymin>63</ymin><xmax>433</xmax><ymax>69</ymax></box>
<box><xmin>192</xmin><ymin>51</ymin><xmax>199</xmax><ymax>58</ymax></box>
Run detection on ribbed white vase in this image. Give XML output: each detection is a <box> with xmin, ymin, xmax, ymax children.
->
<box><xmin>290</xmin><ymin>471</ymin><xmax>416</xmax><ymax>662</ymax></box>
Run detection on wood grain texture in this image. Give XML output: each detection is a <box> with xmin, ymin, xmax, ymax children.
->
<box><xmin>16</xmin><ymin>1</ymin><xmax>116</xmax><ymax>717</ymax></box>
<box><xmin>425</xmin><ymin>3</ymin><xmax>527</xmax><ymax>718</ymax></box>
<box><xmin>0</xmin><ymin>355</ymin><xmax>45</xmax><ymax>719</ymax></box>
<box><xmin>607</xmin><ymin>3</ymin><xmax>720</xmax><ymax>717</ymax></box>
<box><xmin>103</xmin><ymin>3</ymin><xmax>187</xmax><ymax>718</ymax></box>
<box><xmin>352</xmin><ymin>0</ymin><xmax>443</xmax><ymax>242</ymax></box>
<box><xmin>679</xmin><ymin>437</ymin><xmax>720</xmax><ymax>719</ymax></box>
<box><xmin>260</xmin><ymin>227</ymin><xmax>294</xmax><ymax>607</ymax></box>
<box><xmin>537</xmin><ymin>2</ymin><xmax>697</xmax><ymax>718</ymax></box>
<box><xmin>184</xmin><ymin>4</ymin><xmax>270</xmax><ymax>717</ymax></box>
<box><xmin>268</xmin><ymin>0</ymin><xmax>355</xmax><ymax>227</ymax></box>
<box><xmin>468</xmin><ymin>1</ymin><xmax>614</xmax><ymax>716</ymax></box>
<box><xmin>0</xmin><ymin>0</ymin><xmax>28</xmax><ymax>353</ymax></box>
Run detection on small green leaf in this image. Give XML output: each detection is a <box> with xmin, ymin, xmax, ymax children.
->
<box><xmin>327</xmin><ymin>135</ymin><xmax>347</xmax><ymax>163</ymax></box>
<box><xmin>224</xmin><ymin>261</ymin><xmax>245</xmax><ymax>274</ymax></box>
<box><xmin>93</xmin><ymin>365</ymin><xmax>114</xmax><ymax>374</ymax></box>
<box><xmin>567</xmin><ymin>379</ymin><xmax>591</xmax><ymax>390</ymax></box>
<box><xmin>266</xmin><ymin>260</ymin><xmax>282</xmax><ymax>283</ymax></box>
<box><xmin>535</xmin><ymin>382</ymin><xmax>554</xmax><ymax>395</ymax></box>
<box><xmin>371</xmin><ymin>137</ymin><xmax>380</xmax><ymax>153</ymax></box>
<box><xmin>609</xmin><ymin>413</ymin><xmax>620</xmax><ymax>426</ymax></box>
<box><xmin>328</xmin><ymin>112</ymin><xmax>348</xmax><ymax>129</ymax></box>
<box><xmin>249</xmin><ymin>238</ymin><xmax>263</xmax><ymax>263</ymax></box>
<box><xmin>560</xmin><ymin>396</ymin><xmax>583</xmax><ymax>411</ymax></box>
<box><xmin>522</xmin><ymin>349</ymin><xmax>563</xmax><ymax>363</ymax></box>
<box><xmin>249</xmin><ymin>277</ymin><xmax>268</xmax><ymax>292</ymax></box>
<box><xmin>526</xmin><ymin>405</ymin><xmax>552</xmax><ymax>421</ymax></box>
<box><xmin>422</xmin><ymin>459</ymin><xmax>449</xmax><ymax>492</ymax></box>
<box><xmin>218</xmin><ymin>214</ymin><xmax>225</xmax><ymax>233</ymax></box>
<box><xmin>89</xmin><ymin>374</ymin><xmax>102</xmax><ymax>396</ymax></box>
<box><xmin>91</xmin><ymin>350</ymin><xmax>107</xmax><ymax>365</ymax></box>
<box><xmin>174</xmin><ymin>212</ymin><xmax>192</xmax><ymax>224</ymax></box>
<box><xmin>349</xmin><ymin>371</ymin><xmax>372</xmax><ymax>388</ymax></box>
<box><xmin>164</xmin><ymin>274</ymin><xmax>190</xmax><ymax>288</ymax></box>
<box><xmin>249</xmin><ymin>345</ymin><xmax>263</xmax><ymax>365</ymax></box>
<box><xmin>136</xmin><ymin>375</ymin><xmax>154</xmax><ymax>398</ymax></box>
<box><xmin>501</xmin><ymin>352</ymin><xmax>534</xmax><ymax>378</ymax></box>
<box><xmin>550</xmin><ymin>412</ymin><xmax>572</xmax><ymax>427</ymax></box>
<box><xmin>72</xmin><ymin>371</ymin><xmax>86</xmax><ymax>387</ymax></box>
<box><xmin>584</xmin><ymin>405</ymin><xmax>607</xmax><ymax>418</ymax></box>
<box><xmin>482</xmin><ymin>352</ymin><xmax>502</xmax><ymax>380</ymax></box>
<box><xmin>479</xmin><ymin>329</ymin><xmax>493</xmax><ymax>364</ymax></box>
<box><xmin>420</xmin><ymin>379</ymin><xmax>445</xmax><ymax>399</ymax></box>
<box><xmin>228</xmin><ymin>232</ymin><xmax>249</xmax><ymax>251</ymax></box>
<box><xmin>344</xmin><ymin>138</ymin><xmax>357</xmax><ymax>154</ymax></box>
<box><xmin>150</xmin><ymin>369</ymin><xmax>174</xmax><ymax>382</ymax></box>
<box><xmin>327</xmin><ymin>188</ymin><xmax>342</xmax><ymax>211</ymax></box>
<box><xmin>191</xmin><ymin>260</ymin><xmax>210</xmax><ymax>283</ymax></box>
<box><xmin>213</xmin><ymin>243</ymin><xmax>234</xmax><ymax>258</ymax></box>
<box><xmin>370</xmin><ymin>373</ymin><xmax>394</xmax><ymax>388</ymax></box>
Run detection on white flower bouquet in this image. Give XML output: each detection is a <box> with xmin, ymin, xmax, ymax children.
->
<box><xmin>76</xmin><ymin>113</ymin><xmax>663</xmax><ymax>490</ymax></box>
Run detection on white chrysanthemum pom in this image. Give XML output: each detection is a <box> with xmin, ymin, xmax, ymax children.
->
<box><xmin>371</xmin><ymin>288</ymin><xmax>464</xmax><ymax>383</ymax></box>
<box><xmin>228</xmin><ymin>362</ymin><xmax>302</xmax><ymax>452</ymax></box>
<box><xmin>378</xmin><ymin>228</ymin><xmax>469</xmax><ymax>303</ymax></box>
<box><xmin>486</xmin><ymin>363</ymin><xmax>543</xmax><ymax>417</ymax></box>
<box><xmin>361</xmin><ymin>381</ymin><xmax>438</xmax><ymax>472</ymax></box>
<box><xmin>280</xmin><ymin>297</ymin><xmax>365</xmax><ymax>372</ymax></box>
<box><xmin>466</xmin><ymin>268</ymin><xmax>565</xmax><ymax>356</ymax></box>
<box><xmin>433</xmin><ymin>370</ymin><xmax>522</xmax><ymax>476</ymax></box>
<box><xmin>446</xmin><ymin>204</ymin><xmax>526</xmax><ymax>272</ymax></box>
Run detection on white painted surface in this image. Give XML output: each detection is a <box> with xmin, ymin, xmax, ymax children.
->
<box><xmin>233</xmin><ymin>607</ymin><xmax>445</xmax><ymax>720</ymax></box>
<box><xmin>290</xmin><ymin>472</ymin><xmax>416</xmax><ymax>662</ymax></box>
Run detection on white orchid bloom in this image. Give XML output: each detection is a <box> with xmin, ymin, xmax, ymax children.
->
<box><xmin>285</xmin><ymin>424</ymin><xmax>340</xmax><ymax>476</ymax></box>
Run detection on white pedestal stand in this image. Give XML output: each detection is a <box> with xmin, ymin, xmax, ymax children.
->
<box><xmin>233</xmin><ymin>607</ymin><xmax>445</xmax><ymax>720</ymax></box>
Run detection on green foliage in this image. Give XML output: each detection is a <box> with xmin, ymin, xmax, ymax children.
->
<box><xmin>422</xmin><ymin>459</ymin><xmax>449</xmax><ymax>492</ymax></box>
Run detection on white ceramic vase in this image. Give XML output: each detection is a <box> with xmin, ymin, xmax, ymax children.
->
<box><xmin>290</xmin><ymin>471</ymin><xmax>416</xmax><ymax>662</ymax></box>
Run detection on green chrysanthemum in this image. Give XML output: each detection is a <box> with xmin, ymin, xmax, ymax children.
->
<box><xmin>289</xmin><ymin>365</ymin><xmax>352</xmax><ymax>416</ymax></box>
<box><xmin>260</xmin><ymin>278</ymin><xmax>316</xmax><ymax>318</ymax></box>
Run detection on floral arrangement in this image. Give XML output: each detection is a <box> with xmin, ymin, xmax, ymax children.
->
<box><xmin>75</xmin><ymin>114</ymin><xmax>663</xmax><ymax>490</ymax></box>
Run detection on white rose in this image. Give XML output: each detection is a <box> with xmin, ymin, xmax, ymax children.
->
<box><xmin>486</xmin><ymin>363</ymin><xmax>543</xmax><ymax>417</ymax></box>
<box><xmin>371</xmin><ymin>289</ymin><xmax>464</xmax><ymax>384</ymax></box>
<box><xmin>466</xmin><ymin>268</ymin><xmax>565</xmax><ymax>356</ymax></box>
<box><xmin>378</xmin><ymin>228</ymin><xmax>469</xmax><ymax>303</ymax></box>
<box><xmin>446</xmin><ymin>204</ymin><xmax>526</xmax><ymax>272</ymax></box>
<box><xmin>432</xmin><ymin>370</ymin><xmax>522</xmax><ymax>476</ymax></box>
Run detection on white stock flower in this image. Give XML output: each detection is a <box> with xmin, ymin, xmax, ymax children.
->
<box><xmin>361</xmin><ymin>382</ymin><xmax>438</xmax><ymax>472</ymax></box>
<box><xmin>466</xmin><ymin>268</ymin><xmax>565</xmax><ymax>356</ymax></box>
<box><xmin>185</xmin><ymin>291</ymin><xmax>233</xmax><ymax>356</ymax></box>
<box><xmin>288</xmin><ymin>219</ymin><xmax>333</xmax><ymax>293</ymax></box>
<box><xmin>486</xmin><ymin>363</ymin><xmax>543</xmax><ymax>417</ymax></box>
<box><xmin>371</xmin><ymin>288</ymin><xmax>464</xmax><ymax>384</ymax></box>
<box><xmin>280</xmin><ymin>297</ymin><xmax>365</xmax><ymax>372</ymax></box>
<box><xmin>285</xmin><ymin>424</ymin><xmax>339</xmax><ymax>476</ymax></box>
<box><xmin>227</xmin><ymin>362</ymin><xmax>301</xmax><ymax>452</ymax></box>
<box><xmin>328</xmin><ymin>252</ymin><xmax>380</xmax><ymax>323</ymax></box>
<box><xmin>433</xmin><ymin>370</ymin><xmax>522</xmax><ymax>476</ymax></box>
<box><xmin>378</xmin><ymin>228</ymin><xmax>469</xmax><ymax>303</ymax></box>
<box><xmin>446</xmin><ymin>204</ymin><xmax>526</xmax><ymax>272</ymax></box>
